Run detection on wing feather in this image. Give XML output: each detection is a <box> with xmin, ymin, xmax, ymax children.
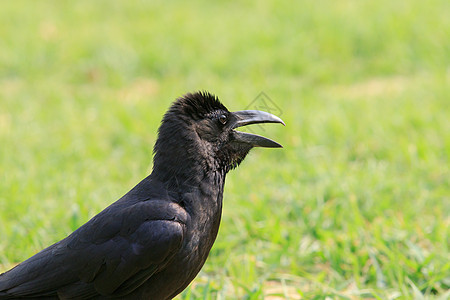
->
<box><xmin>0</xmin><ymin>200</ymin><xmax>187</xmax><ymax>299</ymax></box>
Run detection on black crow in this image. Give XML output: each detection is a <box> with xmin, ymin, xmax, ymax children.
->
<box><xmin>0</xmin><ymin>91</ymin><xmax>284</xmax><ymax>299</ymax></box>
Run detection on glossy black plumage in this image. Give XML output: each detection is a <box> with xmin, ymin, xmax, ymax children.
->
<box><xmin>0</xmin><ymin>91</ymin><xmax>284</xmax><ymax>299</ymax></box>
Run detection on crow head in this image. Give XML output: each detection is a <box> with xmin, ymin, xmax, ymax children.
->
<box><xmin>153</xmin><ymin>91</ymin><xmax>284</xmax><ymax>179</ymax></box>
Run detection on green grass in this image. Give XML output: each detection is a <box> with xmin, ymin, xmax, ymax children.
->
<box><xmin>1</xmin><ymin>0</ymin><xmax>449</xmax><ymax>299</ymax></box>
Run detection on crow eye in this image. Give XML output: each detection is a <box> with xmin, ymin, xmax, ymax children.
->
<box><xmin>218</xmin><ymin>114</ymin><xmax>228</xmax><ymax>125</ymax></box>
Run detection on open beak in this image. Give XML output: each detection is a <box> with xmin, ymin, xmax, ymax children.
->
<box><xmin>231</xmin><ymin>110</ymin><xmax>285</xmax><ymax>148</ymax></box>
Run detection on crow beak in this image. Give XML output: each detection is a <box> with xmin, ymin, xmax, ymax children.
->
<box><xmin>231</xmin><ymin>110</ymin><xmax>285</xmax><ymax>148</ymax></box>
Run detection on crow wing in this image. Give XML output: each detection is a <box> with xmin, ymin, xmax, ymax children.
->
<box><xmin>0</xmin><ymin>200</ymin><xmax>188</xmax><ymax>299</ymax></box>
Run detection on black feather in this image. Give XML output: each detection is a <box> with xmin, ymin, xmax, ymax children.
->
<box><xmin>0</xmin><ymin>91</ymin><xmax>281</xmax><ymax>299</ymax></box>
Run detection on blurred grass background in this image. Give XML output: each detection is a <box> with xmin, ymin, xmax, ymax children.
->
<box><xmin>0</xmin><ymin>0</ymin><xmax>449</xmax><ymax>299</ymax></box>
